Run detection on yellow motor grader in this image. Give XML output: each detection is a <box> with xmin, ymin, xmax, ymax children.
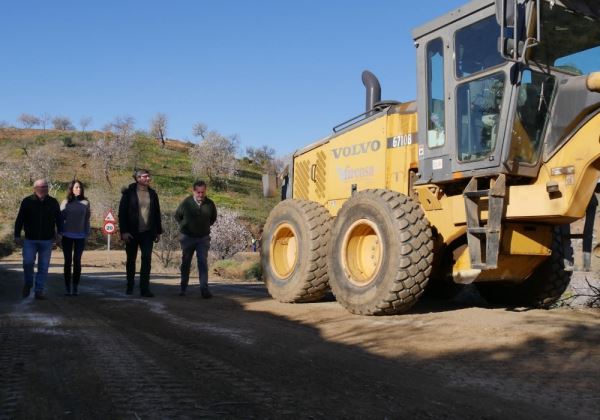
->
<box><xmin>261</xmin><ymin>0</ymin><xmax>600</xmax><ymax>315</ymax></box>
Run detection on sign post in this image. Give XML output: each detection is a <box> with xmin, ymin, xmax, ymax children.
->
<box><xmin>102</xmin><ymin>209</ymin><xmax>116</xmax><ymax>251</ymax></box>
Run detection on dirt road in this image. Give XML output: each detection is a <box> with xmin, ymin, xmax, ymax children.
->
<box><xmin>1</xmin><ymin>251</ymin><xmax>599</xmax><ymax>419</ymax></box>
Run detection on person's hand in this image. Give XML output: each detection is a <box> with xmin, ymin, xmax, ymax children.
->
<box><xmin>154</xmin><ymin>234</ymin><xmax>161</xmax><ymax>243</ymax></box>
<box><xmin>14</xmin><ymin>237</ymin><xmax>23</xmax><ymax>247</ymax></box>
<box><xmin>121</xmin><ymin>233</ymin><xmax>133</xmax><ymax>243</ymax></box>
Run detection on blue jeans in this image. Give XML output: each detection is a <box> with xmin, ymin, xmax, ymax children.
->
<box><xmin>180</xmin><ymin>234</ymin><xmax>210</xmax><ymax>291</ymax></box>
<box><xmin>23</xmin><ymin>239</ymin><xmax>54</xmax><ymax>293</ymax></box>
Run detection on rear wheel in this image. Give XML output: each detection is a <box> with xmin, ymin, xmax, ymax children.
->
<box><xmin>327</xmin><ymin>189</ymin><xmax>433</xmax><ymax>315</ymax></box>
<box><xmin>262</xmin><ymin>199</ymin><xmax>331</xmax><ymax>302</ymax></box>
<box><xmin>426</xmin><ymin>241</ymin><xmax>466</xmax><ymax>299</ymax></box>
<box><xmin>476</xmin><ymin>226</ymin><xmax>572</xmax><ymax>308</ymax></box>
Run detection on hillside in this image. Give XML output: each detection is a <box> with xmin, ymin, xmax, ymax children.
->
<box><xmin>0</xmin><ymin>127</ymin><xmax>279</xmax><ymax>241</ymax></box>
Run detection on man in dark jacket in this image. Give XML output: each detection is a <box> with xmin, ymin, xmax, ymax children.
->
<box><xmin>118</xmin><ymin>169</ymin><xmax>162</xmax><ymax>297</ymax></box>
<box><xmin>175</xmin><ymin>180</ymin><xmax>217</xmax><ymax>298</ymax></box>
<box><xmin>14</xmin><ymin>179</ymin><xmax>63</xmax><ymax>299</ymax></box>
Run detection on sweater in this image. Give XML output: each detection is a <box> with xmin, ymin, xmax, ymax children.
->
<box><xmin>61</xmin><ymin>198</ymin><xmax>91</xmax><ymax>239</ymax></box>
<box><xmin>14</xmin><ymin>194</ymin><xmax>63</xmax><ymax>240</ymax></box>
<box><xmin>174</xmin><ymin>196</ymin><xmax>217</xmax><ymax>238</ymax></box>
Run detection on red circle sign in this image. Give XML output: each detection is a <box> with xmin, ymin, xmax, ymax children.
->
<box><xmin>103</xmin><ymin>221</ymin><xmax>115</xmax><ymax>235</ymax></box>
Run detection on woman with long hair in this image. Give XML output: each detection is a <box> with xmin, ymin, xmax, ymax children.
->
<box><xmin>61</xmin><ymin>179</ymin><xmax>91</xmax><ymax>296</ymax></box>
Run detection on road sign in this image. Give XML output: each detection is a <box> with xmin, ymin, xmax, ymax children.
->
<box><xmin>104</xmin><ymin>210</ymin><xmax>115</xmax><ymax>222</ymax></box>
<box><xmin>103</xmin><ymin>221</ymin><xmax>116</xmax><ymax>235</ymax></box>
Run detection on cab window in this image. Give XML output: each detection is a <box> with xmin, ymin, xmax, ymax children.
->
<box><xmin>427</xmin><ymin>38</ymin><xmax>445</xmax><ymax>148</ymax></box>
<box><xmin>455</xmin><ymin>15</ymin><xmax>504</xmax><ymax>78</ymax></box>
<box><xmin>456</xmin><ymin>73</ymin><xmax>505</xmax><ymax>162</ymax></box>
<box><xmin>508</xmin><ymin>70</ymin><xmax>555</xmax><ymax>164</ymax></box>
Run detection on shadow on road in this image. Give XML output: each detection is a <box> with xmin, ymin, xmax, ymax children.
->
<box><xmin>0</xmin><ymin>260</ymin><xmax>599</xmax><ymax>419</ymax></box>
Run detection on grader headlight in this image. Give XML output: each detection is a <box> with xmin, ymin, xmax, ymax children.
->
<box><xmin>587</xmin><ymin>72</ymin><xmax>600</xmax><ymax>93</ymax></box>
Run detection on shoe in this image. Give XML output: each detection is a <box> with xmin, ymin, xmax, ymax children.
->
<box><xmin>22</xmin><ymin>284</ymin><xmax>32</xmax><ymax>298</ymax></box>
<box><xmin>201</xmin><ymin>289</ymin><xmax>212</xmax><ymax>299</ymax></box>
<box><xmin>141</xmin><ymin>291</ymin><xmax>155</xmax><ymax>298</ymax></box>
<box><xmin>65</xmin><ymin>287</ymin><xmax>72</xmax><ymax>296</ymax></box>
<box><xmin>72</xmin><ymin>286</ymin><xmax>78</xmax><ymax>296</ymax></box>
<box><xmin>179</xmin><ymin>291</ymin><xmax>186</xmax><ymax>296</ymax></box>
<box><xmin>126</xmin><ymin>287</ymin><xmax>133</xmax><ymax>295</ymax></box>
<box><xmin>34</xmin><ymin>292</ymin><xmax>47</xmax><ymax>300</ymax></box>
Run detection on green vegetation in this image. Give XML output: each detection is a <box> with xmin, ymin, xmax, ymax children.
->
<box><xmin>0</xmin><ymin>127</ymin><xmax>279</xmax><ymax>237</ymax></box>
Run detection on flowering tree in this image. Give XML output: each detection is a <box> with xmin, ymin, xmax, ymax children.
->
<box><xmin>90</xmin><ymin>116</ymin><xmax>136</xmax><ymax>186</ymax></box>
<box><xmin>150</xmin><ymin>113</ymin><xmax>168</xmax><ymax>147</ymax></box>
<box><xmin>0</xmin><ymin>161</ymin><xmax>27</xmax><ymax>217</ymax></box>
<box><xmin>17</xmin><ymin>113</ymin><xmax>41</xmax><ymax>128</ymax></box>
<box><xmin>190</xmin><ymin>131</ymin><xmax>239</xmax><ymax>187</ymax></box>
<box><xmin>52</xmin><ymin>116</ymin><xmax>75</xmax><ymax>131</ymax></box>
<box><xmin>22</xmin><ymin>144</ymin><xmax>59</xmax><ymax>187</ymax></box>
<box><xmin>210</xmin><ymin>209</ymin><xmax>252</xmax><ymax>259</ymax></box>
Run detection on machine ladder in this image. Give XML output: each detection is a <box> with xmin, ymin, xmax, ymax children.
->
<box><xmin>463</xmin><ymin>175</ymin><xmax>506</xmax><ymax>270</ymax></box>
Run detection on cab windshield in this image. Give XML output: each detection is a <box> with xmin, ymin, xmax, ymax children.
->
<box><xmin>530</xmin><ymin>1</ymin><xmax>600</xmax><ymax>75</ymax></box>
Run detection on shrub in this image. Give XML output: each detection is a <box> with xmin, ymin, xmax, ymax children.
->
<box><xmin>61</xmin><ymin>136</ymin><xmax>74</xmax><ymax>147</ymax></box>
<box><xmin>0</xmin><ymin>234</ymin><xmax>16</xmax><ymax>258</ymax></box>
<box><xmin>245</xmin><ymin>262</ymin><xmax>263</xmax><ymax>281</ymax></box>
<box><xmin>154</xmin><ymin>212</ymin><xmax>180</xmax><ymax>267</ymax></box>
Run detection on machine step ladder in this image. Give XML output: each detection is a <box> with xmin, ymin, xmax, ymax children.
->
<box><xmin>463</xmin><ymin>174</ymin><xmax>506</xmax><ymax>270</ymax></box>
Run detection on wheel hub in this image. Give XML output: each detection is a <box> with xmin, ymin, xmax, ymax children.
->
<box><xmin>341</xmin><ymin>219</ymin><xmax>382</xmax><ymax>286</ymax></box>
<box><xmin>270</xmin><ymin>223</ymin><xmax>298</xmax><ymax>279</ymax></box>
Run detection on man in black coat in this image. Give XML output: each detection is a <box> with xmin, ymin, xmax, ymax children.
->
<box><xmin>118</xmin><ymin>169</ymin><xmax>162</xmax><ymax>297</ymax></box>
<box><xmin>14</xmin><ymin>179</ymin><xmax>63</xmax><ymax>299</ymax></box>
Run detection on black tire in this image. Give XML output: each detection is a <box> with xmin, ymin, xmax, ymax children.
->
<box><xmin>327</xmin><ymin>189</ymin><xmax>433</xmax><ymax>315</ymax></box>
<box><xmin>476</xmin><ymin>226</ymin><xmax>572</xmax><ymax>308</ymax></box>
<box><xmin>261</xmin><ymin>199</ymin><xmax>331</xmax><ymax>302</ymax></box>
<box><xmin>425</xmin><ymin>240</ymin><xmax>466</xmax><ymax>299</ymax></box>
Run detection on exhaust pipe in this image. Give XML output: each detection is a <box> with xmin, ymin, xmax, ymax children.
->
<box><xmin>362</xmin><ymin>70</ymin><xmax>381</xmax><ymax>113</ymax></box>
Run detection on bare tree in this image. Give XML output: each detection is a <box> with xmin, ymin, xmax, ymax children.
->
<box><xmin>192</xmin><ymin>122</ymin><xmax>207</xmax><ymax>140</ymax></box>
<box><xmin>79</xmin><ymin>116</ymin><xmax>92</xmax><ymax>132</ymax></box>
<box><xmin>154</xmin><ymin>212</ymin><xmax>180</xmax><ymax>267</ymax></box>
<box><xmin>210</xmin><ymin>209</ymin><xmax>252</xmax><ymax>259</ymax></box>
<box><xmin>246</xmin><ymin>145</ymin><xmax>276</xmax><ymax>171</ymax></box>
<box><xmin>150</xmin><ymin>113</ymin><xmax>168</xmax><ymax>147</ymax></box>
<box><xmin>52</xmin><ymin>116</ymin><xmax>75</xmax><ymax>131</ymax></box>
<box><xmin>17</xmin><ymin>113</ymin><xmax>41</xmax><ymax>129</ymax></box>
<box><xmin>89</xmin><ymin>115</ymin><xmax>136</xmax><ymax>186</ymax></box>
<box><xmin>110</xmin><ymin>115</ymin><xmax>136</xmax><ymax>139</ymax></box>
<box><xmin>190</xmin><ymin>130</ymin><xmax>239</xmax><ymax>186</ymax></box>
<box><xmin>40</xmin><ymin>113</ymin><xmax>51</xmax><ymax>131</ymax></box>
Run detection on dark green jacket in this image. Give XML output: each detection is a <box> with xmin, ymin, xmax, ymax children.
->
<box><xmin>174</xmin><ymin>196</ymin><xmax>217</xmax><ymax>238</ymax></box>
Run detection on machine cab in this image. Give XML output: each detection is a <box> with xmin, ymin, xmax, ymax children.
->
<box><xmin>412</xmin><ymin>0</ymin><xmax>597</xmax><ymax>184</ymax></box>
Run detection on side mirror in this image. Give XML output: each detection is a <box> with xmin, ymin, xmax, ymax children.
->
<box><xmin>496</xmin><ymin>0</ymin><xmax>516</xmax><ymax>28</ymax></box>
<box><xmin>496</xmin><ymin>0</ymin><xmax>540</xmax><ymax>62</ymax></box>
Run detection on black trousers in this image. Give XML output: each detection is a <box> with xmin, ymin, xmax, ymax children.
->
<box><xmin>125</xmin><ymin>231</ymin><xmax>154</xmax><ymax>293</ymax></box>
<box><xmin>62</xmin><ymin>237</ymin><xmax>86</xmax><ymax>289</ymax></box>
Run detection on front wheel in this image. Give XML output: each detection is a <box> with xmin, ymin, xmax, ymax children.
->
<box><xmin>327</xmin><ymin>189</ymin><xmax>433</xmax><ymax>315</ymax></box>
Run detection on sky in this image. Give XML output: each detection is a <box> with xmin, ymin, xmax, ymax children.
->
<box><xmin>1</xmin><ymin>0</ymin><xmax>467</xmax><ymax>157</ymax></box>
